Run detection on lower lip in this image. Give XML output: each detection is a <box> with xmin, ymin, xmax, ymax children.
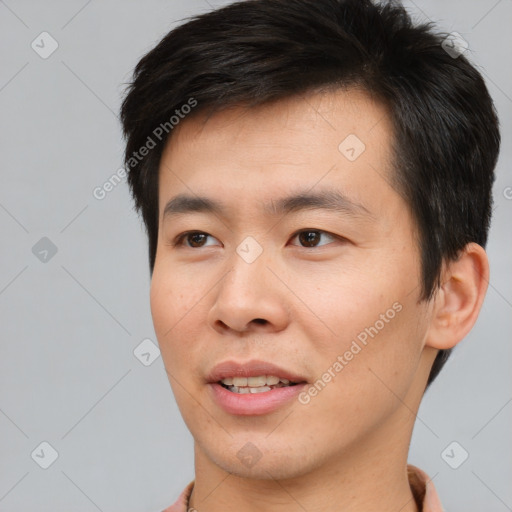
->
<box><xmin>208</xmin><ymin>382</ymin><xmax>307</xmax><ymax>415</ymax></box>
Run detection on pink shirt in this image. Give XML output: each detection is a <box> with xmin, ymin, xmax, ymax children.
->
<box><xmin>162</xmin><ymin>464</ymin><xmax>443</xmax><ymax>511</ymax></box>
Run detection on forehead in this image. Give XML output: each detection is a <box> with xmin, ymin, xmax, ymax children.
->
<box><xmin>164</xmin><ymin>87</ymin><xmax>392</xmax><ymax>156</ymax></box>
<box><xmin>157</xmin><ymin>88</ymin><xmax>399</xmax><ymax>219</ymax></box>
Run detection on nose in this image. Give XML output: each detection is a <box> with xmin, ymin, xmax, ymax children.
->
<box><xmin>207</xmin><ymin>248</ymin><xmax>290</xmax><ymax>335</ymax></box>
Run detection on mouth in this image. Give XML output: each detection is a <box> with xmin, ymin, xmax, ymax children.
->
<box><xmin>206</xmin><ymin>359</ymin><xmax>308</xmax><ymax>395</ymax></box>
<box><xmin>218</xmin><ymin>375</ymin><xmax>303</xmax><ymax>394</ymax></box>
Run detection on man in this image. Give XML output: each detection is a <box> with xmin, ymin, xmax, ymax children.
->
<box><xmin>120</xmin><ymin>0</ymin><xmax>500</xmax><ymax>510</ymax></box>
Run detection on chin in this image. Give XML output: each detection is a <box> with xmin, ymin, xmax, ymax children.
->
<box><xmin>197</xmin><ymin>433</ymin><xmax>326</xmax><ymax>481</ymax></box>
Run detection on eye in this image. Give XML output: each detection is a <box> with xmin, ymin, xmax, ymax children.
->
<box><xmin>172</xmin><ymin>229</ymin><xmax>342</xmax><ymax>249</ymax></box>
<box><xmin>290</xmin><ymin>229</ymin><xmax>338</xmax><ymax>248</ymax></box>
<box><xmin>173</xmin><ymin>231</ymin><xmax>220</xmax><ymax>248</ymax></box>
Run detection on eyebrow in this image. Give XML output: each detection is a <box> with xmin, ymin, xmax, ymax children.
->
<box><xmin>162</xmin><ymin>190</ymin><xmax>374</xmax><ymax>222</ymax></box>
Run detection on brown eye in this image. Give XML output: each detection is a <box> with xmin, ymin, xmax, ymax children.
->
<box><xmin>298</xmin><ymin>231</ymin><xmax>321</xmax><ymax>247</ymax></box>
<box><xmin>174</xmin><ymin>231</ymin><xmax>220</xmax><ymax>248</ymax></box>
<box><xmin>292</xmin><ymin>229</ymin><xmax>337</xmax><ymax>248</ymax></box>
<box><xmin>186</xmin><ymin>233</ymin><xmax>208</xmax><ymax>247</ymax></box>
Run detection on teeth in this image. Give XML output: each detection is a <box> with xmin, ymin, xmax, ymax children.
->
<box><xmin>221</xmin><ymin>375</ymin><xmax>293</xmax><ymax>387</ymax></box>
<box><xmin>222</xmin><ymin>382</ymin><xmax>296</xmax><ymax>394</ymax></box>
<box><xmin>228</xmin><ymin>385</ymin><xmax>277</xmax><ymax>394</ymax></box>
<box><xmin>248</xmin><ymin>376</ymin><xmax>266</xmax><ymax>387</ymax></box>
<box><xmin>250</xmin><ymin>386</ymin><xmax>272</xmax><ymax>393</ymax></box>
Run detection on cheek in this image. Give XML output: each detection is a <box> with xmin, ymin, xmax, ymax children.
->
<box><xmin>150</xmin><ymin>266</ymin><xmax>200</xmax><ymax>336</ymax></box>
<box><xmin>150</xmin><ymin>277</ymin><xmax>175</xmax><ymax>341</ymax></box>
<box><xmin>150</xmin><ymin>266</ymin><xmax>214</xmax><ymax>381</ymax></box>
<box><xmin>294</xmin><ymin>268</ymin><xmax>399</xmax><ymax>347</ymax></box>
<box><xmin>303</xmin><ymin>269</ymin><xmax>426</xmax><ymax>398</ymax></box>
<box><xmin>150</xmin><ymin>275</ymin><xmax>205</xmax><ymax>410</ymax></box>
<box><xmin>150</xmin><ymin>271</ymin><xmax>191</xmax><ymax>368</ymax></box>
<box><xmin>347</xmin><ymin>299</ymin><xmax>426</xmax><ymax>403</ymax></box>
<box><xmin>295</xmin><ymin>303</ymin><xmax>426</xmax><ymax>450</ymax></box>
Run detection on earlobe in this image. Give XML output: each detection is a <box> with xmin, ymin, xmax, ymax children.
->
<box><xmin>425</xmin><ymin>243</ymin><xmax>489</xmax><ymax>350</ymax></box>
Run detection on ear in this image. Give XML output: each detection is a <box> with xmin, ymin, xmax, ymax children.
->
<box><xmin>425</xmin><ymin>243</ymin><xmax>489</xmax><ymax>350</ymax></box>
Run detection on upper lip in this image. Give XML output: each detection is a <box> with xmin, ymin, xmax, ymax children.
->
<box><xmin>206</xmin><ymin>359</ymin><xmax>308</xmax><ymax>383</ymax></box>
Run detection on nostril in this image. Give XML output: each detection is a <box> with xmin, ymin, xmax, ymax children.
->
<box><xmin>252</xmin><ymin>318</ymin><xmax>267</xmax><ymax>325</ymax></box>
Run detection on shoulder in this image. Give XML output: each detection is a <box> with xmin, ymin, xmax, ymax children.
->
<box><xmin>161</xmin><ymin>480</ymin><xmax>195</xmax><ymax>512</ymax></box>
<box><xmin>407</xmin><ymin>464</ymin><xmax>444</xmax><ymax>512</ymax></box>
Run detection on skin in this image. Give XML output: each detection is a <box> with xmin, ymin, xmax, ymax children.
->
<box><xmin>150</xmin><ymin>88</ymin><xmax>489</xmax><ymax>512</ymax></box>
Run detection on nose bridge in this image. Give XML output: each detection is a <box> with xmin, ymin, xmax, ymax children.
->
<box><xmin>222</xmin><ymin>236</ymin><xmax>273</xmax><ymax>305</ymax></box>
<box><xmin>210</xmin><ymin>236</ymin><xmax>288</xmax><ymax>332</ymax></box>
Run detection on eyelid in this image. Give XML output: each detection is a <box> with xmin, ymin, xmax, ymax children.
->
<box><xmin>289</xmin><ymin>229</ymin><xmax>339</xmax><ymax>247</ymax></box>
<box><xmin>172</xmin><ymin>230</ymin><xmax>221</xmax><ymax>248</ymax></box>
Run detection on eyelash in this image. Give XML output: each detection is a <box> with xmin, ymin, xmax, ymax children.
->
<box><xmin>171</xmin><ymin>229</ymin><xmax>342</xmax><ymax>249</ymax></box>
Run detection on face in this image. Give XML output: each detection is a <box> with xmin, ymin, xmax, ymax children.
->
<box><xmin>150</xmin><ymin>89</ymin><xmax>437</xmax><ymax>480</ymax></box>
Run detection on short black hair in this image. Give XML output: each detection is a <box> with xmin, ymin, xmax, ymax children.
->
<box><xmin>120</xmin><ymin>0</ymin><xmax>500</xmax><ymax>387</ymax></box>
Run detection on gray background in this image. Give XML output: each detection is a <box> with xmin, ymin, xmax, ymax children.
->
<box><xmin>0</xmin><ymin>0</ymin><xmax>510</xmax><ymax>510</ymax></box>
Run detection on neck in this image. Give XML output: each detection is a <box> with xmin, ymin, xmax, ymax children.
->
<box><xmin>188</xmin><ymin>404</ymin><xmax>421</xmax><ymax>512</ymax></box>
